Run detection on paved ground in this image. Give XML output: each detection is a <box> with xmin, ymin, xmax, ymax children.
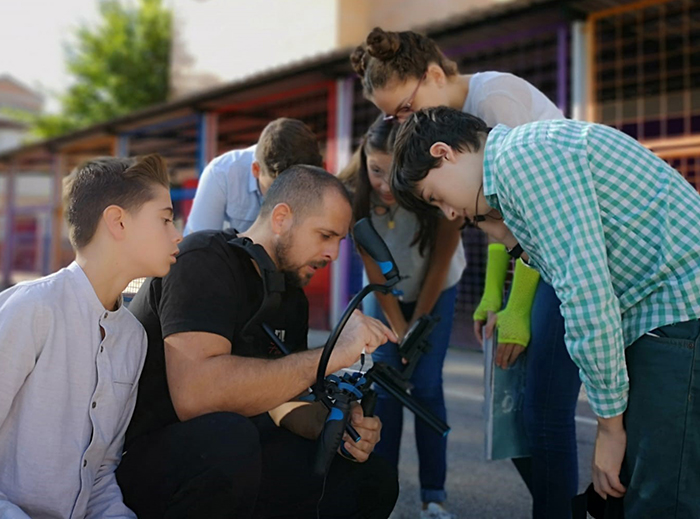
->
<box><xmin>387</xmin><ymin>348</ymin><xmax>595</xmax><ymax>519</ymax></box>
<box><xmin>309</xmin><ymin>332</ymin><xmax>596</xmax><ymax>519</ymax></box>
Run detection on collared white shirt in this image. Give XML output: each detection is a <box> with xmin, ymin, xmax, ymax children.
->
<box><xmin>0</xmin><ymin>262</ymin><xmax>146</xmax><ymax>518</ymax></box>
<box><xmin>184</xmin><ymin>145</ymin><xmax>263</xmax><ymax>235</ymax></box>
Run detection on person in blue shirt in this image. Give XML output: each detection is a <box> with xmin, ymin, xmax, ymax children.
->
<box><xmin>185</xmin><ymin>117</ymin><xmax>323</xmax><ymax>234</ymax></box>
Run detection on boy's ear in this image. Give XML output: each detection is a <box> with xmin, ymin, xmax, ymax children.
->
<box><xmin>270</xmin><ymin>203</ymin><xmax>293</xmax><ymax>235</ymax></box>
<box><xmin>429</xmin><ymin>142</ymin><xmax>453</xmax><ymax>164</ymax></box>
<box><xmin>251</xmin><ymin>161</ymin><xmax>261</xmax><ymax>180</ymax></box>
<box><xmin>102</xmin><ymin>205</ymin><xmax>127</xmax><ymax>240</ymax></box>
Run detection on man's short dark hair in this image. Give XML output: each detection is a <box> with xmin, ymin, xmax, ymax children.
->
<box><xmin>63</xmin><ymin>154</ymin><xmax>170</xmax><ymax>249</ymax></box>
<box><xmin>258</xmin><ymin>164</ymin><xmax>351</xmax><ymax>221</ymax></box>
<box><xmin>255</xmin><ymin>118</ymin><xmax>323</xmax><ymax>178</ymax></box>
<box><xmin>391</xmin><ymin>106</ymin><xmax>490</xmax><ymax>215</ymax></box>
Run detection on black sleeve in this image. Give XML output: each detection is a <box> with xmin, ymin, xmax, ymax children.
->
<box><xmin>158</xmin><ymin>245</ymin><xmax>245</xmax><ymax>344</ymax></box>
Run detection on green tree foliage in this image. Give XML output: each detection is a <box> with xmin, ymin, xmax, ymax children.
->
<box><xmin>32</xmin><ymin>0</ymin><xmax>172</xmax><ymax>138</ymax></box>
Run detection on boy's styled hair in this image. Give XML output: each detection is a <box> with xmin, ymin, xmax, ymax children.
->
<box><xmin>63</xmin><ymin>154</ymin><xmax>170</xmax><ymax>249</ymax></box>
<box><xmin>391</xmin><ymin>106</ymin><xmax>490</xmax><ymax>215</ymax></box>
<box><xmin>255</xmin><ymin>118</ymin><xmax>323</xmax><ymax>178</ymax></box>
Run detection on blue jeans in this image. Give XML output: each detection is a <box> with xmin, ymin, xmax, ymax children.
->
<box><xmin>520</xmin><ymin>281</ymin><xmax>582</xmax><ymax>519</ymax></box>
<box><xmin>364</xmin><ymin>285</ymin><xmax>457</xmax><ymax>504</ymax></box>
<box><xmin>621</xmin><ymin>318</ymin><xmax>700</xmax><ymax>518</ymax></box>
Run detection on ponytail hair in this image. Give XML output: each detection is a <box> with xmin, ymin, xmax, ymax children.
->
<box><xmin>351</xmin><ymin>27</ymin><xmax>458</xmax><ymax>97</ymax></box>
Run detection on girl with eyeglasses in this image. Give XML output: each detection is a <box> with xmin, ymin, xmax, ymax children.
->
<box><xmin>351</xmin><ymin>27</ymin><xmax>580</xmax><ymax>519</ymax></box>
<box><xmin>338</xmin><ymin>115</ymin><xmax>465</xmax><ymax>519</ymax></box>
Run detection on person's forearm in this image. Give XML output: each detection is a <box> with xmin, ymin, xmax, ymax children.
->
<box><xmin>413</xmin><ymin>271</ymin><xmax>445</xmax><ymax>322</ymax></box>
<box><xmin>597</xmin><ymin>414</ymin><xmax>624</xmax><ymax>430</ymax></box>
<box><xmin>375</xmin><ymin>292</ymin><xmax>406</xmax><ymax>336</ymax></box>
<box><xmin>269</xmin><ymin>400</ymin><xmax>328</xmax><ymax>440</ymax></box>
<box><xmin>497</xmin><ymin>259</ymin><xmax>540</xmax><ymax>346</ymax></box>
<box><xmin>413</xmin><ymin>218</ymin><xmax>461</xmax><ymax>319</ymax></box>
<box><xmin>473</xmin><ymin>243</ymin><xmax>510</xmax><ymax>321</ymax></box>
<box><xmin>168</xmin><ymin>348</ymin><xmax>327</xmax><ymax>420</ymax></box>
<box><xmin>361</xmin><ymin>252</ymin><xmax>405</xmax><ymax>336</ymax></box>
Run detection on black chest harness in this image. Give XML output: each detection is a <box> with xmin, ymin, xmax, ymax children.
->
<box><xmin>226</xmin><ymin>236</ymin><xmax>286</xmax><ymax>339</ymax></box>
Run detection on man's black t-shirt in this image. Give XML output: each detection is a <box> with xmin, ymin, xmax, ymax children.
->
<box><xmin>126</xmin><ymin>229</ymin><xmax>309</xmax><ymax>445</ymax></box>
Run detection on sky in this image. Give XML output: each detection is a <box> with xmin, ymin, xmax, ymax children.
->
<box><xmin>0</xmin><ymin>0</ymin><xmax>336</xmax><ymax>112</ymax></box>
<box><xmin>0</xmin><ymin>0</ymin><xmax>100</xmax><ymax>112</ymax></box>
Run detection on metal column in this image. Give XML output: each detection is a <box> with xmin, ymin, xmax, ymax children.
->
<box><xmin>2</xmin><ymin>161</ymin><xmax>17</xmax><ymax>287</ymax></box>
<box><xmin>330</xmin><ymin>77</ymin><xmax>355</xmax><ymax>326</ymax></box>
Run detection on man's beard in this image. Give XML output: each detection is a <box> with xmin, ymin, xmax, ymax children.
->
<box><xmin>274</xmin><ymin>232</ymin><xmax>328</xmax><ymax>288</ymax></box>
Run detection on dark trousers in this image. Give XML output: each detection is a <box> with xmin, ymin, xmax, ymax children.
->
<box><xmin>366</xmin><ymin>286</ymin><xmax>457</xmax><ymax>504</ymax></box>
<box><xmin>621</xmin><ymin>318</ymin><xmax>700</xmax><ymax>518</ymax></box>
<box><xmin>508</xmin><ymin>281</ymin><xmax>582</xmax><ymax>519</ymax></box>
<box><xmin>116</xmin><ymin>412</ymin><xmax>399</xmax><ymax>519</ymax></box>
<box><xmin>522</xmin><ymin>281</ymin><xmax>581</xmax><ymax>519</ymax></box>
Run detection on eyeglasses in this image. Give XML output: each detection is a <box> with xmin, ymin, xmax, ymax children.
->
<box><xmin>383</xmin><ymin>74</ymin><xmax>426</xmax><ymax>122</ymax></box>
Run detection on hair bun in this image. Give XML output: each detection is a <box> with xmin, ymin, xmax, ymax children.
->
<box><xmin>350</xmin><ymin>45</ymin><xmax>367</xmax><ymax>77</ymax></box>
<box><xmin>366</xmin><ymin>27</ymin><xmax>401</xmax><ymax>61</ymax></box>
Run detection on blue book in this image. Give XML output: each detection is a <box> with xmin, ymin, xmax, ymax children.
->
<box><xmin>483</xmin><ymin>331</ymin><xmax>530</xmax><ymax>460</ymax></box>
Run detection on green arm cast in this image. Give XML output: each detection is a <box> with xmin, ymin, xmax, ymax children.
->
<box><xmin>497</xmin><ymin>258</ymin><xmax>540</xmax><ymax>347</ymax></box>
<box><xmin>473</xmin><ymin>243</ymin><xmax>510</xmax><ymax>322</ymax></box>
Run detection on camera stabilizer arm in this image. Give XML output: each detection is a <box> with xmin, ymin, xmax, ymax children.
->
<box><xmin>262</xmin><ymin>218</ymin><xmax>451</xmax><ymax>477</ymax></box>
<box><xmin>310</xmin><ymin>219</ymin><xmax>450</xmax><ymax>476</ymax></box>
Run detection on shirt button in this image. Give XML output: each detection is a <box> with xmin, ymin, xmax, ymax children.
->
<box><xmin>103</xmin><ymin>312</ymin><xmax>108</xmax><ymax>319</ymax></box>
<box><xmin>100</xmin><ymin>346</ymin><xmax>104</xmax><ymax>353</ymax></box>
<box><xmin>92</xmin><ymin>402</ymin><xmax>97</xmax><ymax>409</ymax></box>
<box><xmin>83</xmin><ymin>459</ymin><xmax>87</xmax><ymax>467</ymax></box>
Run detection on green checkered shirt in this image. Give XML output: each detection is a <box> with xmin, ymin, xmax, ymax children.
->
<box><xmin>483</xmin><ymin>120</ymin><xmax>700</xmax><ymax>418</ymax></box>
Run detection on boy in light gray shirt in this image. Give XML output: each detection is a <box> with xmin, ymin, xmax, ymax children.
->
<box><xmin>0</xmin><ymin>155</ymin><xmax>182</xmax><ymax>518</ymax></box>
